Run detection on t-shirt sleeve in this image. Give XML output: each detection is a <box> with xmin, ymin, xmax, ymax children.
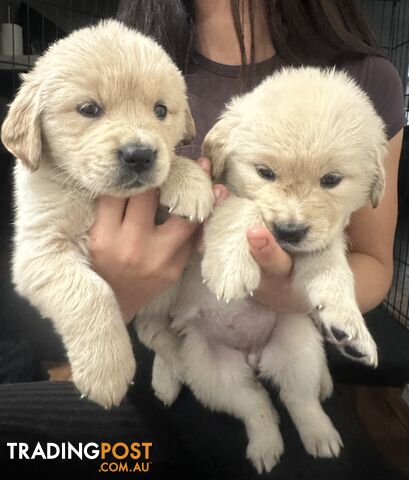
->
<box><xmin>357</xmin><ymin>56</ymin><xmax>406</xmax><ymax>140</ymax></box>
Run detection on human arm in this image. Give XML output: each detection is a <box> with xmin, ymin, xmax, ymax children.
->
<box><xmin>346</xmin><ymin>129</ymin><xmax>402</xmax><ymax>313</ymax></box>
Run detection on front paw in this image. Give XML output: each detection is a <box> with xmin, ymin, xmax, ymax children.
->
<box><xmin>160</xmin><ymin>169</ymin><xmax>214</xmax><ymax>223</ymax></box>
<box><xmin>313</xmin><ymin>304</ymin><xmax>378</xmax><ymax>367</ymax></box>
<box><xmin>201</xmin><ymin>249</ymin><xmax>261</xmax><ymax>302</ymax></box>
<box><xmin>72</xmin><ymin>335</ymin><xmax>136</xmax><ymax>408</ymax></box>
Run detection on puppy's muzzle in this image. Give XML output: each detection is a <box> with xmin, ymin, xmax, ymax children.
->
<box><xmin>118</xmin><ymin>143</ymin><xmax>157</xmax><ymax>174</ymax></box>
<box><xmin>273</xmin><ymin>222</ymin><xmax>310</xmax><ymax>245</ymax></box>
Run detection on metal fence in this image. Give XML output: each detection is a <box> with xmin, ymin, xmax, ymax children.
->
<box><xmin>0</xmin><ymin>0</ymin><xmax>408</xmax><ymax>328</ymax></box>
<box><xmin>356</xmin><ymin>0</ymin><xmax>409</xmax><ymax>329</ymax></box>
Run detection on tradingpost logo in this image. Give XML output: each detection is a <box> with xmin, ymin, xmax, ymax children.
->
<box><xmin>6</xmin><ymin>441</ymin><xmax>153</xmax><ymax>473</ymax></box>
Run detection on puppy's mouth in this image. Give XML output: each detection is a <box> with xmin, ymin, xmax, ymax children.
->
<box><xmin>277</xmin><ymin>238</ymin><xmax>331</xmax><ymax>255</ymax></box>
<box><xmin>276</xmin><ymin>240</ymin><xmax>305</xmax><ymax>254</ymax></box>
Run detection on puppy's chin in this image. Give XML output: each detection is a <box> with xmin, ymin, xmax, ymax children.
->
<box><xmin>278</xmin><ymin>236</ymin><xmax>336</xmax><ymax>255</ymax></box>
<box><xmin>108</xmin><ymin>183</ymin><xmax>152</xmax><ymax>198</ymax></box>
<box><xmin>108</xmin><ymin>178</ymin><xmax>159</xmax><ymax>198</ymax></box>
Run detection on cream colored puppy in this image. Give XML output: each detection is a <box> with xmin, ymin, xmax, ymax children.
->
<box><xmin>1</xmin><ymin>20</ymin><xmax>213</xmax><ymax>408</ymax></box>
<box><xmin>154</xmin><ymin>67</ymin><xmax>386</xmax><ymax>473</ymax></box>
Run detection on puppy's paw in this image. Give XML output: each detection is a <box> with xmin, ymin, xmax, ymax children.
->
<box><xmin>72</xmin><ymin>335</ymin><xmax>136</xmax><ymax>409</ymax></box>
<box><xmin>160</xmin><ymin>168</ymin><xmax>214</xmax><ymax>223</ymax></box>
<box><xmin>299</xmin><ymin>417</ymin><xmax>343</xmax><ymax>458</ymax></box>
<box><xmin>313</xmin><ymin>304</ymin><xmax>378</xmax><ymax>367</ymax></box>
<box><xmin>246</xmin><ymin>427</ymin><xmax>284</xmax><ymax>474</ymax></box>
<box><xmin>202</xmin><ymin>250</ymin><xmax>261</xmax><ymax>302</ymax></box>
<box><xmin>152</xmin><ymin>354</ymin><xmax>182</xmax><ymax>407</ymax></box>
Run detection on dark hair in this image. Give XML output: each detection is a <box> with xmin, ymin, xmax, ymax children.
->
<box><xmin>117</xmin><ymin>0</ymin><xmax>383</xmax><ymax>74</ymax></box>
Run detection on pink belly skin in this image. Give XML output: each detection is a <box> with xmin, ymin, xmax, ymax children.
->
<box><xmin>196</xmin><ymin>301</ymin><xmax>277</xmax><ymax>368</ymax></box>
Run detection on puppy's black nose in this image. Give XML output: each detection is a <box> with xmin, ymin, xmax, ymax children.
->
<box><xmin>118</xmin><ymin>143</ymin><xmax>156</xmax><ymax>173</ymax></box>
<box><xmin>273</xmin><ymin>223</ymin><xmax>309</xmax><ymax>244</ymax></box>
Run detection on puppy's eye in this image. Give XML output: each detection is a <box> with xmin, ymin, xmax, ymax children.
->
<box><xmin>77</xmin><ymin>101</ymin><xmax>102</xmax><ymax>118</ymax></box>
<box><xmin>154</xmin><ymin>102</ymin><xmax>167</xmax><ymax>120</ymax></box>
<box><xmin>256</xmin><ymin>165</ymin><xmax>276</xmax><ymax>181</ymax></box>
<box><xmin>320</xmin><ymin>173</ymin><xmax>343</xmax><ymax>188</ymax></box>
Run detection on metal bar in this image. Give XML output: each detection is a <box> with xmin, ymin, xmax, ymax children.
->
<box><xmin>10</xmin><ymin>0</ymin><xmax>16</xmax><ymax>92</ymax></box>
<box><xmin>27</xmin><ymin>0</ymin><xmax>31</xmax><ymax>66</ymax></box>
<box><xmin>55</xmin><ymin>1</ymin><xmax>58</xmax><ymax>40</ymax></box>
<box><xmin>389</xmin><ymin>37</ymin><xmax>409</xmax><ymax>51</ymax></box>
<box><xmin>41</xmin><ymin>11</ymin><xmax>45</xmax><ymax>50</ymax></box>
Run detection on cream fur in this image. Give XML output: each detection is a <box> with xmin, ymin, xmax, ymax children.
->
<box><xmin>1</xmin><ymin>20</ymin><xmax>214</xmax><ymax>408</ymax></box>
<box><xmin>152</xmin><ymin>67</ymin><xmax>387</xmax><ymax>473</ymax></box>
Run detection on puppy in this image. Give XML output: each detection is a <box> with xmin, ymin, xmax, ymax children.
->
<box><xmin>153</xmin><ymin>67</ymin><xmax>386</xmax><ymax>473</ymax></box>
<box><xmin>1</xmin><ymin>20</ymin><xmax>213</xmax><ymax>408</ymax></box>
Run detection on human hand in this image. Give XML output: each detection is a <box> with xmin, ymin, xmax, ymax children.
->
<box><xmin>89</xmin><ymin>190</ymin><xmax>198</xmax><ymax>322</ymax></box>
<box><xmin>202</xmin><ymin>181</ymin><xmax>309</xmax><ymax>313</ymax></box>
<box><xmin>195</xmin><ymin>157</ymin><xmax>230</xmax><ymax>253</ymax></box>
<box><xmin>89</xmin><ymin>158</ymin><xmax>223</xmax><ymax>322</ymax></box>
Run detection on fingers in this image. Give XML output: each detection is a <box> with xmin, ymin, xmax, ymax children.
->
<box><xmin>196</xmin><ymin>155</ymin><xmax>230</xmax><ymax>207</ymax></box>
<box><xmin>213</xmin><ymin>184</ymin><xmax>230</xmax><ymax>206</ymax></box>
<box><xmin>247</xmin><ymin>227</ymin><xmax>293</xmax><ymax>276</ymax></box>
<box><xmin>122</xmin><ymin>188</ymin><xmax>159</xmax><ymax>233</ymax></box>
<box><xmin>158</xmin><ymin>214</ymin><xmax>198</xmax><ymax>253</ymax></box>
<box><xmin>92</xmin><ymin>196</ymin><xmax>127</xmax><ymax>233</ymax></box>
<box><xmin>197</xmin><ymin>156</ymin><xmax>212</xmax><ymax>177</ymax></box>
<box><xmin>195</xmin><ymin>184</ymin><xmax>230</xmax><ymax>254</ymax></box>
<box><xmin>173</xmin><ymin>234</ymin><xmax>195</xmax><ymax>269</ymax></box>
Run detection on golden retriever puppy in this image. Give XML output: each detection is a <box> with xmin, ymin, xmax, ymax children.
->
<box><xmin>1</xmin><ymin>20</ymin><xmax>213</xmax><ymax>408</ymax></box>
<box><xmin>155</xmin><ymin>67</ymin><xmax>386</xmax><ymax>473</ymax></box>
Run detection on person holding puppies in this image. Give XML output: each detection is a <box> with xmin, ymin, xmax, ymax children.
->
<box><xmin>93</xmin><ymin>0</ymin><xmax>405</xmax><ymax>348</ymax></box>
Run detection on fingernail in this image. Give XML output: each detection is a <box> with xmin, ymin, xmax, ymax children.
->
<box><xmin>249</xmin><ymin>237</ymin><xmax>268</xmax><ymax>249</ymax></box>
<box><xmin>214</xmin><ymin>187</ymin><xmax>223</xmax><ymax>200</ymax></box>
<box><xmin>199</xmin><ymin>158</ymin><xmax>210</xmax><ymax>171</ymax></box>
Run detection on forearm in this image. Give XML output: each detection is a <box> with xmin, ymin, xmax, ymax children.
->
<box><xmin>348</xmin><ymin>251</ymin><xmax>393</xmax><ymax>314</ymax></box>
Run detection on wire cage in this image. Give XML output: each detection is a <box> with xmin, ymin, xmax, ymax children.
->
<box><xmin>0</xmin><ymin>0</ymin><xmax>408</xmax><ymax>329</ymax></box>
<box><xmin>0</xmin><ymin>0</ymin><xmax>119</xmax><ymax>123</ymax></box>
<box><xmin>356</xmin><ymin>0</ymin><xmax>409</xmax><ymax>329</ymax></box>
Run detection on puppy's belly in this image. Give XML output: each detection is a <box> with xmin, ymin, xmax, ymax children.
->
<box><xmin>197</xmin><ymin>301</ymin><xmax>277</xmax><ymax>368</ymax></box>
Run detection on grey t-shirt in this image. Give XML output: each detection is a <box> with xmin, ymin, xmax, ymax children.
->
<box><xmin>179</xmin><ymin>52</ymin><xmax>405</xmax><ymax>160</ymax></box>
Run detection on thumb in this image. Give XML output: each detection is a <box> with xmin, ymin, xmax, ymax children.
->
<box><xmin>247</xmin><ymin>227</ymin><xmax>292</xmax><ymax>276</ymax></box>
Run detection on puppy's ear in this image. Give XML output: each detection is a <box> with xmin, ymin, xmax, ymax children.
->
<box><xmin>1</xmin><ymin>72</ymin><xmax>43</xmax><ymax>171</ymax></box>
<box><xmin>181</xmin><ymin>108</ymin><xmax>195</xmax><ymax>146</ymax></box>
<box><xmin>202</xmin><ymin>119</ymin><xmax>229</xmax><ymax>181</ymax></box>
<box><xmin>370</xmin><ymin>153</ymin><xmax>386</xmax><ymax>208</ymax></box>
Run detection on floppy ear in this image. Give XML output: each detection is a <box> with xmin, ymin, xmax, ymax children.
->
<box><xmin>1</xmin><ymin>72</ymin><xmax>43</xmax><ymax>171</ymax></box>
<box><xmin>370</xmin><ymin>152</ymin><xmax>386</xmax><ymax>208</ymax></box>
<box><xmin>202</xmin><ymin>119</ymin><xmax>229</xmax><ymax>181</ymax></box>
<box><xmin>180</xmin><ymin>107</ymin><xmax>196</xmax><ymax>146</ymax></box>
